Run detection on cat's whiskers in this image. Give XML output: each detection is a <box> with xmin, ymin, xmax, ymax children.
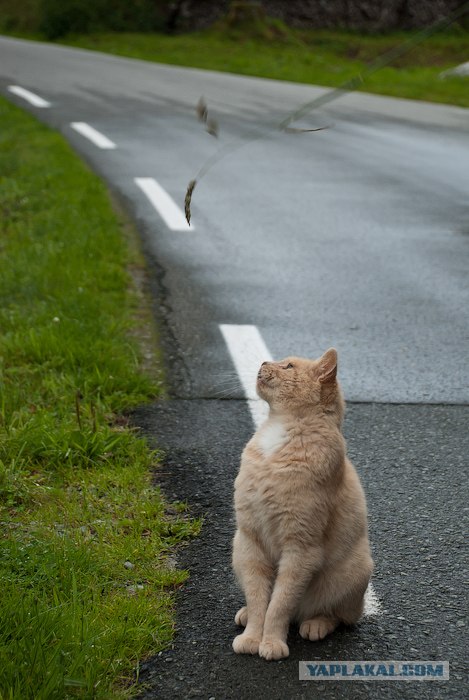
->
<box><xmin>211</xmin><ymin>379</ymin><xmax>245</xmax><ymax>397</ymax></box>
<box><xmin>211</xmin><ymin>386</ymin><xmax>245</xmax><ymax>398</ymax></box>
<box><xmin>215</xmin><ymin>345</ymin><xmax>272</xmax><ymax>399</ymax></box>
<box><xmin>212</xmin><ymin>375</ymin><xmax>243</xmax><ymax>385</ymax></box>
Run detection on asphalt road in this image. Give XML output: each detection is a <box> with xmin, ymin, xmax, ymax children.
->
<box><xmin>131</xmin><ymin>400</ymin><xmax>468</xmax><ymax>700</ymax></box>
<box><xmin>1</xmin><ymin>36</ymin><xmax>468</xmax><ymax>699</ymax></box>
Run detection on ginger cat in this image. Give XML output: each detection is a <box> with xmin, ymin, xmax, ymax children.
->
<box><xmin>232</xmin><ymin>348</ymin><xmax>373</xmax><ymax>661</ymax></box>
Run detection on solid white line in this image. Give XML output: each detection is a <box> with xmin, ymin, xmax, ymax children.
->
<box><xmin>219</xmin><ymin>322</ymin><xmax>381</xmax><ymax>617</ymax></box>
<box><xmin>70</xmin><ymin>122</ymin><xmax>116</xmax><ymax>149</ymax></box>
<box><xmin>134</xmin><ymin>178</ymin><xmax>192</xmax><ymax>231</ymax></box>
<box><xmin>8</xmin><ymin>85</ymin><xmax>51</xmax><ymax>108</ymax></box>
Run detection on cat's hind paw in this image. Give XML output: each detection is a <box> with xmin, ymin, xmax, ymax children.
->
<box><xmin>232</xmin><ymin>632</ymin><xmax>260</xmax><ymax>655</ymax></box>
<box><xmin>299</xmin><ymin>616</ymin><xmax>337</xmax><ymax>641</ymax></box>
<box><xmin>234</xmin><ymin>606</ymin><xmax>248</xmax><ymax>627</ymax></box>
<box><xmin>259</xmin><ymin>638</ymin><xmax>289</xmax><ymax>661</ymax></box>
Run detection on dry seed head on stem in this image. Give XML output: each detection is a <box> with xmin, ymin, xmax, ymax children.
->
<box><xmin>185</xmin><ymin>179</ymin><xmax>197</xmax><ymax>225</ymax></box>
<box><xmin>283</xmin><ymin>126</ymin><xmax>330</xmax><ymax>134</ymax></box>
<box><xmin>206</xmin><ymin>118</ymin><xmax>219</xmax><ymax>138</ymax></box>
<box><xmin>196</xmin><ymin>96</ymin><xmax>219</xmax><ymax>137</ymax></box>
<box><xmin>196</xmin><ymin>97</ymin><xmax>208</xmax><ymax>122</ymax></box>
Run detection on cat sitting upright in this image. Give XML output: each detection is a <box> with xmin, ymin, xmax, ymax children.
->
<box><xmin>232</xmin><ymin>348</ymin><xmax>373</xmax><ymax>661</ymax></box>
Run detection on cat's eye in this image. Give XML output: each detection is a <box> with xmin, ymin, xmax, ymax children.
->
<box><xmin>285</xmin><ymin>363</ymin><xmax>294</xmax><ymax>369</ymax></box>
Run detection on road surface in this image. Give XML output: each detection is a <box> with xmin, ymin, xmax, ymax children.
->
<box><xmin>1</xmin><ymin>35</ymin><xmax>468</xmax><ymax>700</ymax></box>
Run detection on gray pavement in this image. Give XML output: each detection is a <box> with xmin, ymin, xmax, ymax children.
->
<box><xmin>1</xmin><ymin>35</ymin><xmax>468</xmax><ymax>403</ymax></box>
<box><xmin>131</xmin><ymin>400</ymin><xmax>468</xmax><ymax>700</ymax></box>
<box><xmin>1</xmin><ymin>35</ymin><xmax>468</xmax><ymax>699</ymax></box>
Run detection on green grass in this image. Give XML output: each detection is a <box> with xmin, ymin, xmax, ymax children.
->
<box><xmin>52</xmin><ymin>26</ymin><xmax>469</xmax><ymax>108</ymax></box>
<box><xmin>0</xmin><ymin>97</ymin><xmax>199</xmax><ymax>699</ymax></box>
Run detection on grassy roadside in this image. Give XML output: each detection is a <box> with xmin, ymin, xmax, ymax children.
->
<box><xmin>0</xmin><ymin>96</ymin><xmax>199</xmax><ymax>699</ymax></box>
<box><xmin>44</xmin><ymin>25</ymin><xmax>469</xmax><ymax>109</ymax></box>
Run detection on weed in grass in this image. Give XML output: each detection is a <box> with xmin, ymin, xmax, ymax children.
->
<box><xmin>0</xmin><ymin>97</ymin><xmax>199</xmax><ymax>698</ymax></box>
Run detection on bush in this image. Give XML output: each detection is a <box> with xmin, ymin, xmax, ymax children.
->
<box><xmin>105</xmin><ymin>0</ymin><xmax>170</xmax><ymax>33</ymax></box>
<box><xmin>39</xmin><ymin>0</ymin><xmax>171</xmax><ymax>39</ymax></box>
<box><xmin>40</xmin><ymin>0</ymin><xmax>101</xmax><ymax>38</ymax></box>
<box><xmin>0</xmin><ymin>0</ymin><xmax>42</xmax><ymax>33</ymax></box>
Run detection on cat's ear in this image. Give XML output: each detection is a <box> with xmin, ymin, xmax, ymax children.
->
<box><xmin>318</xmin><ymin>348</ymin><xmax>337</xmax><ymax>384</ymax></box>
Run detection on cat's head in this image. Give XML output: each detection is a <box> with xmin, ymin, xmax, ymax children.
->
<box><xmin>256</xmin><ymin>348</ymin><xmax>344</xmax><ymax>421</ymax></box>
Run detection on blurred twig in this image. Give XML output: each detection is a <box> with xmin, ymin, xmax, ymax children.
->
<box><xmin>185</xmin><ymin>1</ymin><xmax>469</xmax><ymax>224</ymax></box>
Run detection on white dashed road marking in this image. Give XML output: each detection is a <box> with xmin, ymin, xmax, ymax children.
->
<box><xmin>8</xmin><ymin>85</ymin><xmax>51</xmax><ymax>108</ymax></box>
<box><xmin>219</xmin><ymin>324</ymin><xmax>271</xmax><ymax>427</ymax></box>
<box><xmin>70</xmin><ymin>122</ymin><xmax>116</xmax><ymax>149</ymax></box>
<box><xmin>219</xmin><ymin>322</ymin><xmax>381</xmax><ymax>617</ymax></box>
<box><xmin>134</xmin><ymin>177</ymin><xmax>193</xmax><ymax>231</ymax></box>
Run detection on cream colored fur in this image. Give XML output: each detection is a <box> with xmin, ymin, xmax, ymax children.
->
<box><xmin>232</xmin><ymin>349</ymin><xmax>373</xmax><ymax>661</ymax></box>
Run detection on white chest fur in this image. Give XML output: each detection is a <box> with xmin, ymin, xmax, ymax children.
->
<box><xmin>256</xmin><ymin>418</ymin><xmax>288</xmax><ymax>457</ymax></box>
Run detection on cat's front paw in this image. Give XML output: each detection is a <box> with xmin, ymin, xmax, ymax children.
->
<box><xmin>232</xmin><ymin>632</ymin><xmax>260</xmax><ymax>655</ymax></box>
<box><xmin>299</xmin><ymin>615</ymin><xmax>337</xmax><ymax>641</ymax></box>
<box><xmin>259</xmin><ymin>638</ymin><xmax>289</xmax><ymax>661</ymax></box>
<box><xmin>234</xmin><ymin>606</ymin><xmax>248</xmax><ymax>627</ymax></box>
